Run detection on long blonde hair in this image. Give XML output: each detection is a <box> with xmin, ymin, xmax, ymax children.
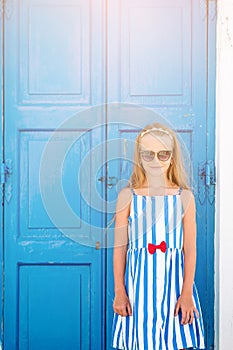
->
<box><xmin>128</xmin><ymin>123</ymin><xmax>191</xmax><ymax>190</ymax></box>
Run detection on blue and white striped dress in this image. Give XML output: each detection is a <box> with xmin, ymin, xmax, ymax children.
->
<box><xmin>111</xmin><ymin>187</ymin><xmax>205</xmax><ymax>350</ymax></box>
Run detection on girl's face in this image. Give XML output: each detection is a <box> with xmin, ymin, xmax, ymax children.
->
<box><xmin>139</xmin><ymin>133</ymin><xmax>173</xmax><ymax>178</ymax></box>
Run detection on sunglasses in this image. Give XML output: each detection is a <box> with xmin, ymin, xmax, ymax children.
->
<box><xmin>140</xmin><ymin>150</ymin><xmax>172</xmax><ymax>162</ymax></box>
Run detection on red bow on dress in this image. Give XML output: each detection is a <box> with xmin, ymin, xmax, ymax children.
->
<box><xmin>148</xmin><ymin>241</ymin><xmax>167</xmax><ymax>254</ymax></box>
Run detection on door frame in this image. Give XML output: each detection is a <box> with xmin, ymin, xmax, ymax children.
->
<box><xmin>215</xmin><ymin>0</ymin><xmax>233</xmax><ymax>348</ymax></box>
<box><xmin>0</xmin><ymin>0</ymin><xmax>4</xmax><ymax>347</ymax></box>
<box><xmin>206</xmin><ymin>0</ymin><xmax>217</xmax><ymax>348</ymax></box>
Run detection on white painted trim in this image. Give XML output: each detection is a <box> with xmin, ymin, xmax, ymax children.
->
<box><xmin>215</xmin><ymin>0</ymin><xmax>233</xmax><ymax>348</ymax></box>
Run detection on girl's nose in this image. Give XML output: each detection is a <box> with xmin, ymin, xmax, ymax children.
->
<box><xmin>151</xmin><ymin>156</ymin><xmax>160</xmax><ymax>165</ymax></box>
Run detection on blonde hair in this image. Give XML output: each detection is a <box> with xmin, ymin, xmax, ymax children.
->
<box><xmin>128</xmin><ymin>122</ymin><xmax>191</xmax><ymax>190</ymax></box>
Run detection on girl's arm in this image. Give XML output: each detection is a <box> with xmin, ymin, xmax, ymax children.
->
<box><xmin>113</xmin><ymin>188</ymin><xmax>132</xmax><ymax>316</ymax></box>
<box><xmin>181</xmin><ymin>190</ymin><xmax>197</xmax><ymax>295</ymax></box>
<box><xmin>174</xmin><ymin>190</ymin><xmax>200</xmax><ymax>324</ymax></box>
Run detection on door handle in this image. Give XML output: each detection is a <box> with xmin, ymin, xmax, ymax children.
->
<box><xmin>97</xmin><ymin>176</ymin><xmax>118</xmax><ymax>189</ymax></box>
<box><xmin>97</xmin><ymin>176</ymin><xmax>105</xmax><ymax>182</ymax></box>
<box><xmin>107</xmin><ymin>176</ymin><xmax>118</xmax><ymax>189</ymax></box>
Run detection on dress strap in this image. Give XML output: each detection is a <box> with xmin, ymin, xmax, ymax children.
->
<box><xmin>130</xmin><ymin>187</ymin><xmax>135</xmax><ymax>195</ymax></box>
<box><xmin>178</xmin><ymin>187</ymin><xmax>184</xmax><ymax>217</ymax></box>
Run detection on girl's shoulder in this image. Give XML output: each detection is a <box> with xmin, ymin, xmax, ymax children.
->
<box><xmin>180</xmin><ymin>188</ymin><xmax>195</xmax><ymax>199</ymax></box>
<box><xmin>115</xmin><ymin>187</ymin><xmax>133</xmax><ymax>212</ymax></box>
<box><xmin>117</xmin><ymin>186</ymin><xmax>133</xmax><ymax>201</ymax></box>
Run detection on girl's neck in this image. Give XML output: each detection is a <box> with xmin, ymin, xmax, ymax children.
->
<box><xmin>143</xmin><ymin>175</ymin><xmax>171</xmax><ymax>189</ymax></box>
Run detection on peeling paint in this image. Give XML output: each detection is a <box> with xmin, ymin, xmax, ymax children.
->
<box><xmin>225</xmin><ymin>16</ymin><xmax>233</xmax><ymax>47</ymax></box>
<box><xmin>219</xmin><ymin>9</ymin><xmax>233</xmax><ymax>48</ymax></box>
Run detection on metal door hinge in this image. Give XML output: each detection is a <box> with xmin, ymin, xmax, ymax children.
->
<box><xmin>208</xmin><ymin>0</ymin><xmax>217</xmax><ymax>21</ymax></box>
<box><xmin>0</xmin><ymin>0</ymin><xmax>13</xmax><ymax>20</ymax></box>
<box><xmin>198</xmin><ymin>160</ymin><xmax>216</xmax><ymax>205</ymax></box>
<box><xmin>1</xmin><ymin>160</ymin><xmax>12</xmax><ymax>184</ymax></box>
<box><xmin>0</xmin><ymin>159</ymin><xmax>13</xmax><ymax>203</ymax></box>
<box><xmin>199</xmin><ymin>0</ymin><xmax>217</xmax><ymax>21</ymax></box>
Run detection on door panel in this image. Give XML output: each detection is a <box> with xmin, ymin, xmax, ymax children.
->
<box><xmin>4</xmin><ymin>0</ymin><xmax>106</xmax><ymax>349</ymax></box>
<box><xmin>19</xmin><ymin>265</ymin><xmax>91</xmax><ymax>350</ymax></box>
<box><xmin>19</xmin><ymin>0</ymin><xmax>93</xmax><ymax>105</ymax></box>
<box><xmin>122</xmin><ymin>1</ymin><xmax>191</xmax><ymax>105</ymax></box>
<box><xmin>106</xmin><ymin>1</ymin><xmax>214</xmax><ymax>349</ymax></box>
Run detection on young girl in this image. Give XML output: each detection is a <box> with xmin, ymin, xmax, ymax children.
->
<box><xmin>111</xmin><ymin>123</ymin><xmax>205</xmax><ymax>350</ymax></box>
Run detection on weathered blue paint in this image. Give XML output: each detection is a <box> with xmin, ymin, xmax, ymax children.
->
<box><xmin>0</xmin><ymin>1</ymin><xmax>3</xmax><ymax>347</ymax></box>
<box><xmin>3</xmin><ymin>0</ymin><xmax>106</xmax><ymax>349</ymax></box>
<box><xmin>1</xmin><ymin>1</ymin><xmax>216</xmax><ymax>349</ymax></box>
<box><xmin>106</xmin><ymin>1</ymin><xmax>216</xmax><ymax>350</ymax></box>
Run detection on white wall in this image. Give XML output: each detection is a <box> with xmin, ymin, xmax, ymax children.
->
<box><xmin>216</xmin><ymin>0</ymin><xmax>233</xmax><ymax>348</ymax></box>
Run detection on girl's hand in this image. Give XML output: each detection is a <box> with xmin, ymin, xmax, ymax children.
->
<box><xmin>174</xmin><ymin>294</ymin><xmax>199</xmax><ymax>325</ymax></box>
<box><xmin>113</xmin><ymin>290</ymin><xmax>132</xmax><ymax>317</ymax></box>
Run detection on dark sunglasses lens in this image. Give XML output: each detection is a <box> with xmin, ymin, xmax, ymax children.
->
<box><xmin>157</xmin><ymin>151</ymin><xmax>171</xmax><ymax>161</ymax></box>
<box><xmin>141</xmin><ymin>151</ymin><xmax>154</xmax><ymax>162</ymax></box>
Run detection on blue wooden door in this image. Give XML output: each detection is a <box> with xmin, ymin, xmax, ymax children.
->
<box><xmin>2</xmin><ymin>0</ymin><xmax>216</xmax><ymax>349</ymax></box>
<box><xmin>3</xmin><ymin>0</ymin><xmax>106</xmax><ymax>349</ymax></box>
<box><xmin>106</xmin><ymin>1</ymin><xmax>216</xmax><ymax>350</ymax></box>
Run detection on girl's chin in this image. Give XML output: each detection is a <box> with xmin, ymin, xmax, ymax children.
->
<box><xmin>149</xmin><ymin>167</ymin><xmax>164</xmax><ymax>172</ymax></box>
<box><xmin>148</xmin><ymin>170</ymin><xmax>164</xmax><ymax>175</ymax></box>
<box><xmin>145</xmin><ymin>168</ymin><xmax>167</xmax><ymax>176</ymax></box>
